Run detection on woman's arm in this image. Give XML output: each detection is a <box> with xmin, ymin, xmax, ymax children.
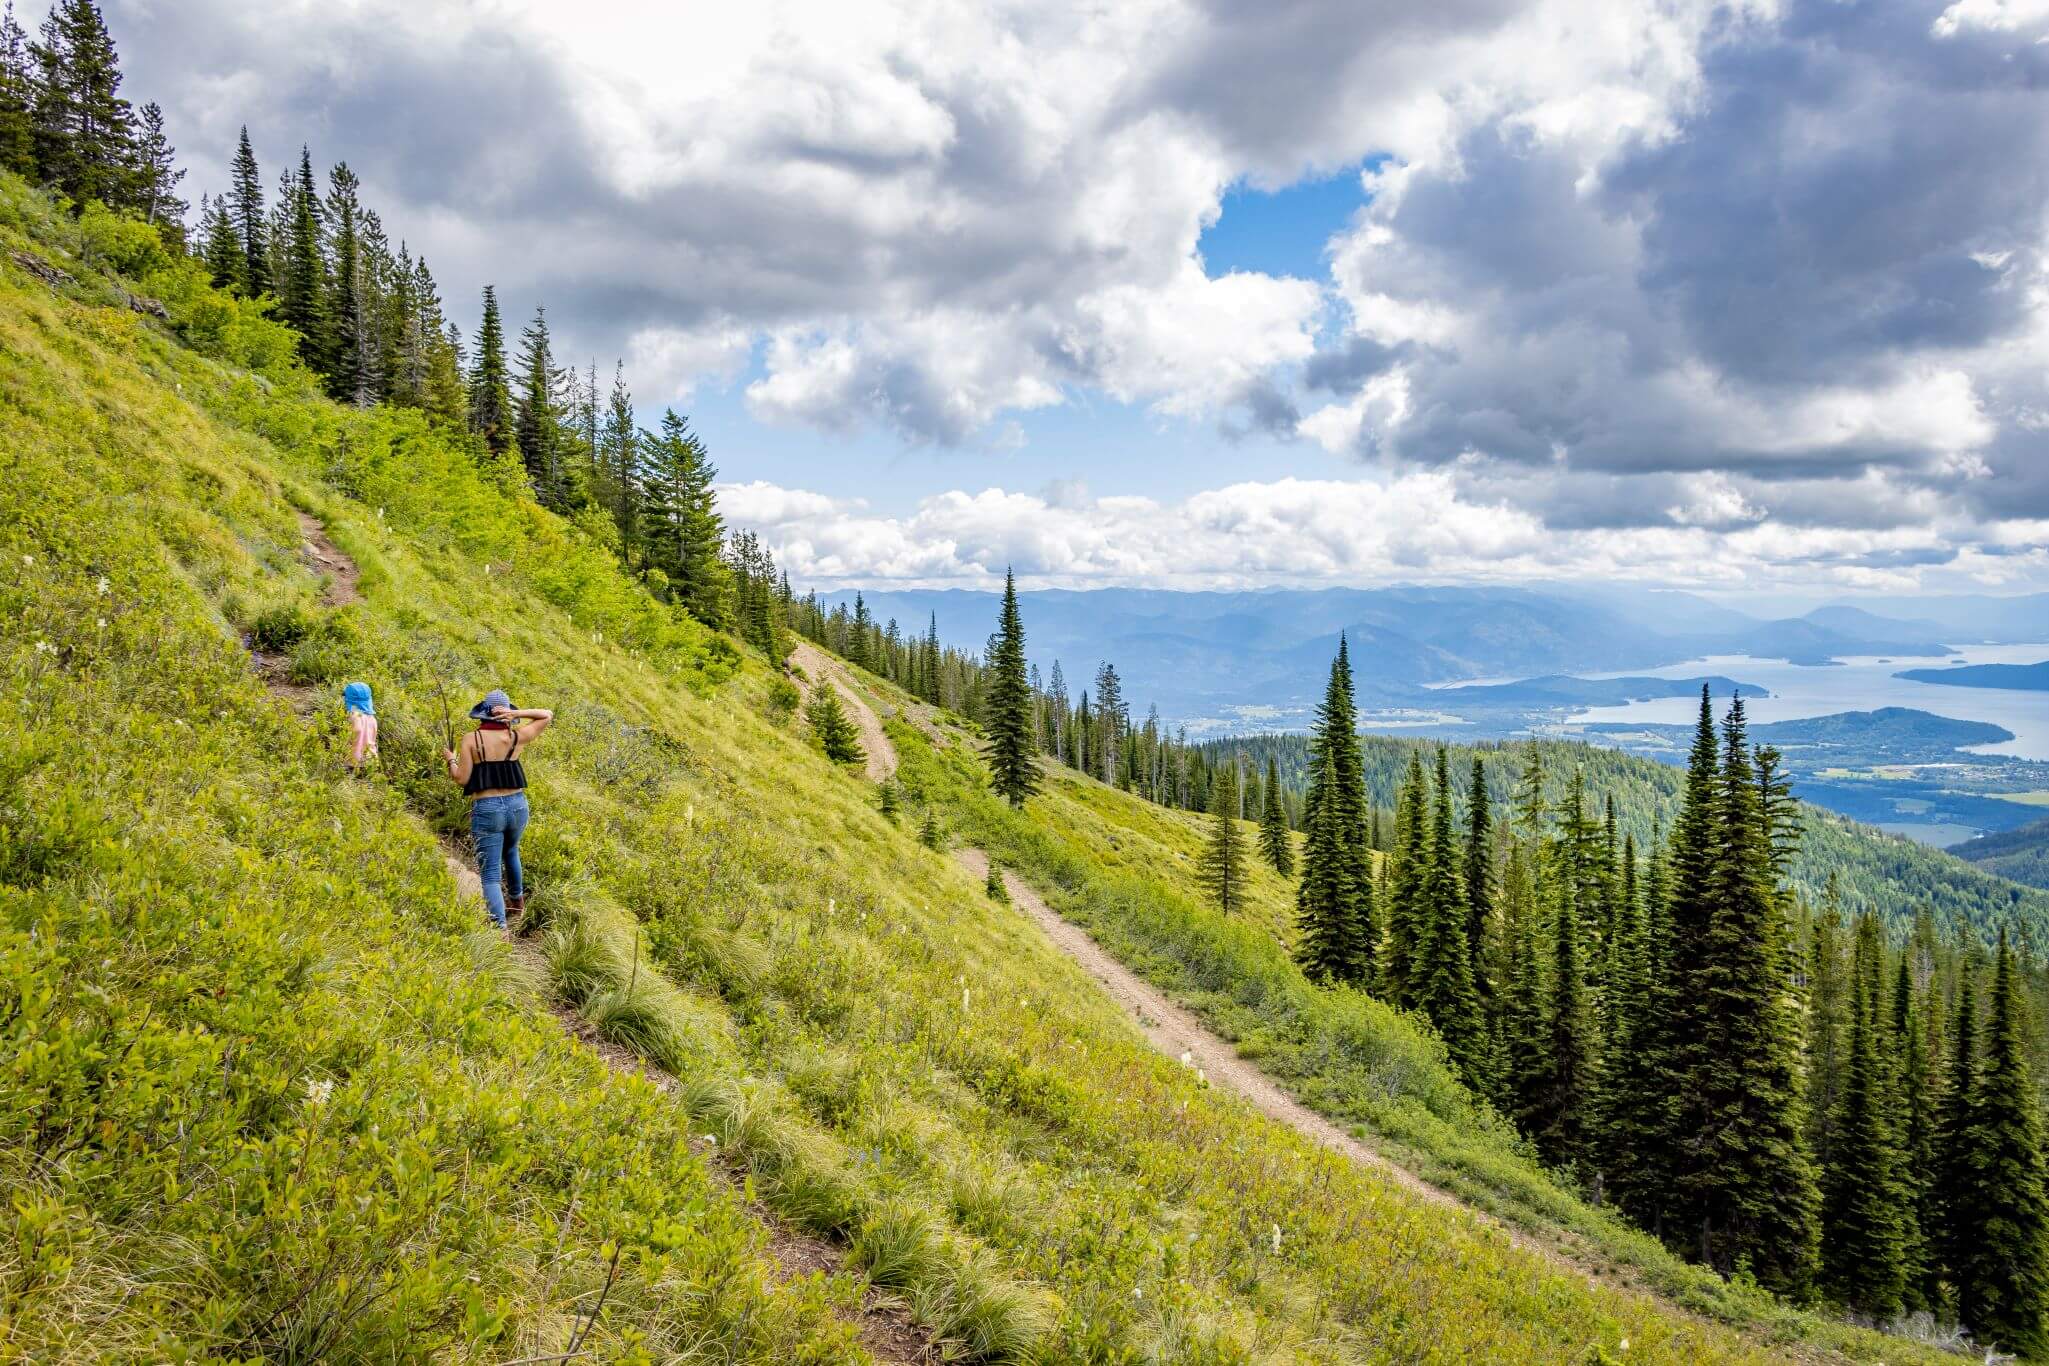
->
<box><xmin>445</xmin><ymin>732</ymin><xmax>474</xmax><ymax>784</ymax></box>
<box><xmin>510</xmin><ymin>707</ymin><xmax>553</xmax><ymax>743</ymax></box>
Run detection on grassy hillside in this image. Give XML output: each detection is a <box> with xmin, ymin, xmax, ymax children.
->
<box><xmin>889</xmin><ymin>696</ymin><xmax>1970</xmax><ymax>1362</ymax></box>
<box><xmin>0</xmin><ymin>177</ymin><xmax>1894</xmax><ymax>1360</ymax></box>
<box><xmin>1211</xmin><ymin>732</ymin><xmax>2049</xmax><ymax>953</ymax></box>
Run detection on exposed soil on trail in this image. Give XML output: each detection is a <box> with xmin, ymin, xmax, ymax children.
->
<box><xmin>948</xmin><ymin>847</ymin><xmax>1808</xmax><ymax>1355</ymax></box>
<box><xmin>788</xmin><ymin>640</ymin><xmax>898</xmax><ymax>782</ymax></box>
<box><xmin>298</xmin><ymin>510</ymin><xmax>360</xmax><ymax>606</ymax></box>
<box><xmin>953</xmin><ymin>848</ymin><xmax>1468</xmax><ymax>1218</ymax></box>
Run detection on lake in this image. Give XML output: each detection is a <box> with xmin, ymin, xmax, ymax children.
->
<box><xmin>1561</xmin><ymin>642</ymin><xmax>2049</xmax><ymax>761</ymax></box>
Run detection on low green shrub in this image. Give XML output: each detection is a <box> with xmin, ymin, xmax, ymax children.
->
<box><xmin>249</xmin><ymin>600</ymin><xmax>310</xmax><ymax>652</ymax></box>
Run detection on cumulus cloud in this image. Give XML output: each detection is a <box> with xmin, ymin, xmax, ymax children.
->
<box><xmin>105</xmin><ymin>0</ymin><xmax>2049</xmax><ymax>589</ymax></box>
<box><xmin>722</xmin><ymin>472</ymin><xmax>2049</xmax><ymax>594</ymax></box>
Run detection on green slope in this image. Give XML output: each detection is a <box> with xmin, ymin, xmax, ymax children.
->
<box><xmin>895</xmin><ymin>692</ymin><xmax>1973</xmax><ymax>1363</ymax></box>
<box><xmin>0</xmin><ymin>176</ymin><xmax>1876</xmax><ymax>1361</ymax></box>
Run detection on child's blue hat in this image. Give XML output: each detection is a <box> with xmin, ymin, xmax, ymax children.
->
<box><xmin>343</xmin><ymin>681</ymin><xmax>374</xmax><ymax>715</ymax></box>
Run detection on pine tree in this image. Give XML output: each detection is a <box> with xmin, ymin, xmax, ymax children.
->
<box><xmin>1593</xmin><ymin>830</ymin><xmax>1653</xmax><ymax>1209</ymax></box>
<box><xmin>1293</xmin><ymin>637</ymin><xmax>1372</xmax><ymax>985</ymax></box>
<box><xmin>1637</xmin><ymin>687</ymin><xmax>1721</xmax><ymax>1243</ymax></box>
<box><xmin>847</xmin><ymin>593</ymin><xmax>873</xmax><ymax>671</ymax></box>
<box><xmin>278</xmin><ymin>148</ymin><xmax>325</xmax><ymax>364</ymax></box>
<box><xmin>599</xmin><ymin>363</ymin><xmax>639</xmax><ymax>555</ymax></box>
<box><xmin>1093</xmin><ymin>662</ymin><xmax>1125</xmax><ymax>785</ymax></box>
<box><xmin>1532</xmin><ymin>766</ymin><xmax>1597</xmax><ymax>1172</ymax></box>
<box><xmin>1820</xmin><ymin>914</ymin><xmax>1907</xmax><ymax>1316</ymax></box>
<box><xmin>1464</xmin><ymin>755</ymin><xmax>1493</xmax><ymax>999</ymax></box>
<box><xmin>514</xmin><ymin>305</ymin><xmax>570</xmax><ymax>502</ymax></box>
<box><xmin>805</xmin><ymin>684</ymin><xmax>865</xmax><ymax>766</ymax></box>
<box><xmin>1414</xmin><ymin>747</ymin><xmax>1483</xmax><ymax>1079</ymax></box>
<box><xmin>1495</xmin><ymin>842</ymin><xmax>1549</xmax><ymax>1130</ymax></box>
<box><xmin>1806</xmin><ymin>878</ymin><xmax>1850</xmax><ymax>1178</ymax></box>
<box><xmin>1383</xmin><ymin>750</ymin><xmax>1430</xmax><ymax>1005</ymax></box>
<box><xmin>1934</xmin><ymin>964</ymin><xmax>1979</xmax><ymax>1302</ymax></box>
<box><xmin>919</xmin><ymin>808</ymin><xmax>943</xmax><ymax>851</ymax></box>
<box><xmin>1201</xmin><ymin>761</ymin><xmax>1249</xmax><ymax>913</ymax></box>
<box><xmin>985</xmin><ymin>858</ymin><xmax>1009</xmax><ymax>903</ymax></box>
<box><xmin>983</xmin><ymin>570</ymin><xmax>1038</xmax><ymax>808</ymax></box>
<box><xmin>227</xmin><ymin>126</ymin><xmax>268</xmax><ymax>295</ymax></box>
<box><xmin>640</xmin><ymin>410</ymin><xmax>726</xmax><ymax>625</ymax></box>
<box><xmin>199</xmin><ymin>192</ymin><xmax>242</xmax><ymax>291</ymax></box>
<box><xmin>1953</xmin><ymin>931</ymin><xmax>2049</xmax><ymax>1357</ymax></box>
<box><xmin>1892</xmin><ymin>953</ymin><xmax>1935</xmax><ymax>1313</ymax></box>
<box><xmin>0</xmin><ymin>3</ymin><xmax>31</xmax><ymax>178</ymax></box>
<box><xmin>29</xmin><ymin>0</ymin><xmax>134</xmax><ymax>210</ymax></box>
<box><xmin>1257</xmin><ymin>756</ymin><xmax>1294</xmax><ymax>875</ymax></box>
<box><xmin>1689</xmin><ymin>695</ymin><xmax>1820</xmax><ymax>1294</ymax></box>
<box><xmin>133</xmin><ymin>101</ymin><xmax>184</xmax><ymax>233</ymax></box>
<box><xmin>467</xmin><ymin>286</ymin><xmax>513</xmax><ymax>454</ymax></box>
<box><xmin>325</xmin><ymin>162</ymin><xmax>377</xmax><ymax>405</ymax></box>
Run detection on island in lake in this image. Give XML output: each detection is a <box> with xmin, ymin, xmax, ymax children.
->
<box><xmin>1896</xmin><ymin>659</ymin><xmax>2049</xmax><ymax>691</ymax></box>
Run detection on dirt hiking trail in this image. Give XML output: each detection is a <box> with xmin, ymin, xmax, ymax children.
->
<box><xmin>788</xmin><ymin>640</ymin><xmax>897</xmax><ymax>782</ymax></box>
<box><xmin>249</xmin><ymin>514</ymin><xmax>935</xmax><ymax>1363</ymax></box>
<box><xmin>949</xmin><ymin>846</ymin><xmax>1781</xmax><ymax>1350</ymax></box>
<box><xmin>952</xmin><ymin>848</ymin><xmax>1466</xmax><ymax>1218</ymax></box>
<box><xmin>297</xmin><ymin>510</ymin><xmax>360</xmax><ymax>606</ymax></box>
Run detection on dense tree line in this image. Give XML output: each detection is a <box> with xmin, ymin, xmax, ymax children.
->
<box><xmin>0</xmin><ymin>0</ymin><xmax>185</xmax><ymax>234</ymax></box>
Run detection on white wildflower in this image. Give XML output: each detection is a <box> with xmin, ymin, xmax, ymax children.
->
<box><xmin>95</xmin><ymin>576</ymin><xmax>110</xmax><ymax>595</ymax></box>
<box><xmin>1179</xmin><ymin>1050</ymin><xmax>1193</xmax><ymax>1066</ymax></box>
<box><xmin>961</xmin><ymin>988</ymin><xmax>970</xmax><ymax>1011</ymax></box>
<box><xmin>1132</xmin><ymin>1286</ymin><xmax>1143</xmax><ymax>1301</ymax></box>
<box><xmin>20</xmin><ymin>555</ymin><xmax>31</xmax><ymax>567</ymax></box>
<box><xmin>1270</xmin><ymin>1223</ymin><xmax>1282</xmax><ymax>1254</ymax></box>
<box><xmin>828</xmin><ymin>898</ymin><xmax>835</xmax><ymax>915</ymax></box>
<box><xmin>95</xmin><ymin>618</ymin><xmax>107</xmax><ymax>629</ymax></box>
<box><xmin>303</xmin><ymin>1077</ymin><xmax>334</xmax><ymax>1107</ymax></box>
<box><xmin>703</xmin><ymin>1134</ymin><xmax>718</xmax><ymax>1146</ymax></box>
<box><xmin>33</xmin><ymin>639</ymin><xmax>54</xmax><ymax>654</ymax></box>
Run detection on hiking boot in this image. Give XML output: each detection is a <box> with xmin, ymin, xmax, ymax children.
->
<box><xmin>508</xmin><ymin>894</ymin><xmax>527</xmax><ymax>918</ymax></box>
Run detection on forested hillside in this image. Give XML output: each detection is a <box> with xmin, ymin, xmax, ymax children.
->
<box><xmin>1208</xmin><ymin>732</ymin><xmax>2049</xmax><ymax>953</ymax></box>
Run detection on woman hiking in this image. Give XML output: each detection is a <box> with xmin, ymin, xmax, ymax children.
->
<box><xmin>446</xmin><ymin>689</ymin><xmax>553</xmax><ymax>930</ymax></box>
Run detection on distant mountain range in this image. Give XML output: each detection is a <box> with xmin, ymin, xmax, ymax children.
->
<box><xmin>820</xmin><ymin>583</ymin><xmax>2049</xmax><ymax>727</ymax></box>
<box><xmin>1896</xmin><ymin>659</ymin><xmax>2049</xmax><ymax>692</ymax></box>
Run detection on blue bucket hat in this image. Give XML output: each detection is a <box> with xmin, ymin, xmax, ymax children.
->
<box><xmin>342</xmin><ymin>681</ymin><xmax>374</xmax><ymax>715</ymax></box>
<box><xmin>468</xmin><ymin>688</ymin><xmax>513</xmax><ymax>721</ymax></box>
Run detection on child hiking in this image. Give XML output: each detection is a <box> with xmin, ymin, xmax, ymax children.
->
<box><xmin>445</xmin><ymin>689</ymin><xmax>553</xmax><ymax>930</ymax></box>
<box><xmin>343</xmin><ymin>681</ymin><xmax>379</xmax><ymax>771</ymax></box>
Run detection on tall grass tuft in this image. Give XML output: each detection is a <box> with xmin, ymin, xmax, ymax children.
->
<box><xmin>544</xmin><ymin>916</ymin><xmax>626</xmax><ymax>1006</ymax></box>
<box><xmin>584</xmin><ymin>978</ymin><xmax>692</xmax><ymax>1074</ymax></box>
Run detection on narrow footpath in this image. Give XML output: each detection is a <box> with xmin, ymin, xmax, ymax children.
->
<box><xmin>250</xmin><ymin>511</ymin><xmax>937</xmax><ymax>1365</ymax></box>
<box><xmin>952</xmin><ymin>847</ymin><xmax>1469</xmax><ymax>1219</ymax></box>
<box><xmin>788</xmin><ymin>640</ymin><xmax>897</xmax><ymax>782</ymax></box>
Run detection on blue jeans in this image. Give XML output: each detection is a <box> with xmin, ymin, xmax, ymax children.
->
<box><xmin>470</xmin><ymin>793</ymin><xmax>529</xmax><ymax>927</ymax></box>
